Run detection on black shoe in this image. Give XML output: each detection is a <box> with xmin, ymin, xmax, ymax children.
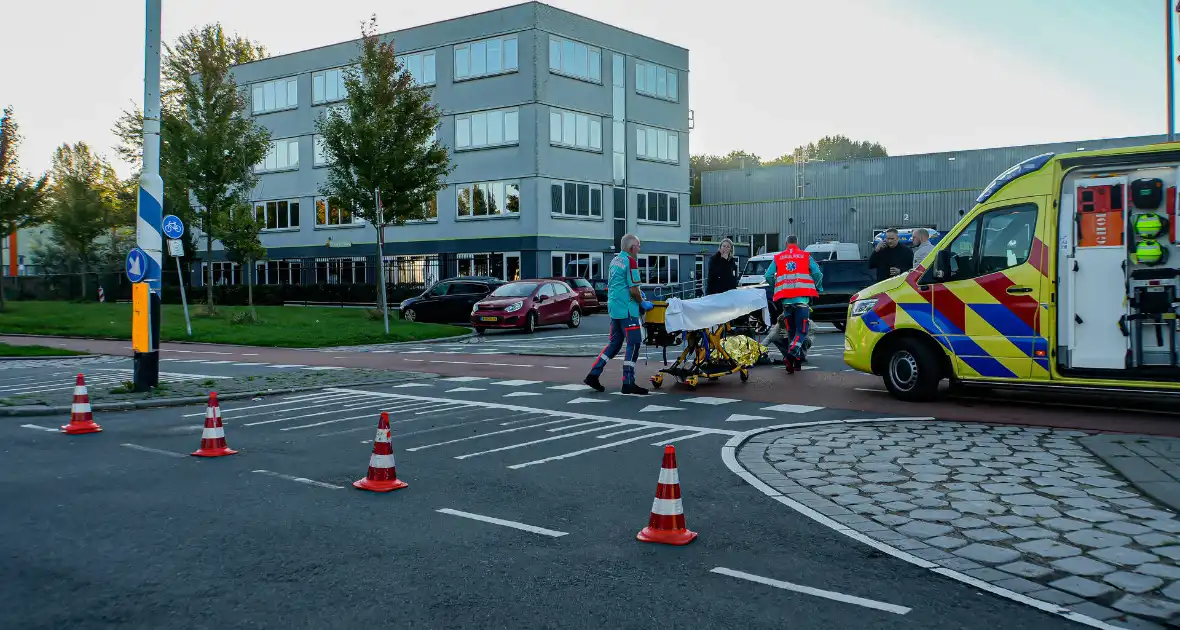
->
<box><xmin>622</xmin><ymin>383</ymin><xmax>649</xmax><ymax>395</ymax></box>
<box><xmin>583</xmin><ymin>375</ymin><xmax>605</xmax><ymax>392</ymax></box>
<box><xmin>785</xmin><ymin>361</ymin><xmax>795</xmax><ymax>374</ymax></box>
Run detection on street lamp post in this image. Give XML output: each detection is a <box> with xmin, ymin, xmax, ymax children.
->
<box><xmin>133</xmin><ymin>0</ymin><xmax>164</xmax><ymax>391</ymax></box>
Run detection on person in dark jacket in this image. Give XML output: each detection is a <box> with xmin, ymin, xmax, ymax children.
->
<box><xmin>706</xmin><ymin>238</ymin><xmax>739</xmax><ymax>295</ymax></box>
<box><xmin>868</xmin><ymin>228</ymin><xmax>914</xmax><ymax>282</ymax></box>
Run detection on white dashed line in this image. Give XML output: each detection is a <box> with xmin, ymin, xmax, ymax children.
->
<box><xmin>709</xmin><ymin>567</ymin><xmax>911</xmax><ymax>615</ymax></box>
<box><xmin>252</xmin><ymin>469</ymin><xmax>343</xmax><ymax>489</ymax></box>
<box><xmin>436</xmin><ymin>508</ymin><xmax>567</xmax><ymax>537</ymax></box>
<box><xmin>121</xmin><ymin>443</ymin><xmax>187</xmax><ymax>458</ymax></box>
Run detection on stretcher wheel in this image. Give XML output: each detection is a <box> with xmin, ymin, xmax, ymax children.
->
<box><xmin>651</xmin><ymin>374</ymin><xmax>664</xmax><ymax>389</ymax></box>
<box><xmin>684</xmin><ymin>376</ymin><xmax>699</xmax><ymax>390</ymax></box>
<box><xmin>740</xmin><ymin>368</ymin><xmax>749</xmax><ymax>382</ymax></box>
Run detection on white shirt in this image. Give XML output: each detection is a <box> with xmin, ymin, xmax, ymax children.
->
<box><xmin>912</xmin><ymin>241</ymin><xmax>936</xmax><ymax>268</ymax></box>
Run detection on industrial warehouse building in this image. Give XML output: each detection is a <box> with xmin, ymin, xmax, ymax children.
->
<box><xmin>192</xmin><ymin>1</ymin><xmax>693</xmax><ymax>291</ymax></box>
<box><xmin>692</xmin><ymin>134</ymin><xmax>1170</xmax><ymax>259</ymax></box>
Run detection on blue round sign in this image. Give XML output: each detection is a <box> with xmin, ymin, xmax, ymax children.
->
<box><xmin>126</xmin><ymin>247</ymin><xmax>148</xmax><ymax>283</ymax></box>
<box><xmin>162</xmin><ymin>215</ymin><xmax>185</xmax><ymax>240</ymax></box>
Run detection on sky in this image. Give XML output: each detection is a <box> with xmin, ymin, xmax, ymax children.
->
<box><xmin>0</xmin><ymin>0</ymin><xmax>1173</xmax><ymax>179</ymax></box>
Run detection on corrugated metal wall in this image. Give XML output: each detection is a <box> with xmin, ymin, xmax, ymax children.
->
<box><xmin>693</xmin><ymin>134</ymin><xmax>1168</xmax><ymax>258</ymax></box>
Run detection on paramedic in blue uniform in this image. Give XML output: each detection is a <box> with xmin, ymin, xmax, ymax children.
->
<box><xmin>584</xmin><ymin>233</ymin><xmax>654</xmax><ymax>395</ymax></box>
<box><xmin>764</xmin><ymin>235</ymin><xmax>823</xmax><ymax>374</ymax></box>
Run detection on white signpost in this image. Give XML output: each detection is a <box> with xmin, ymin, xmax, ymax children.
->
<box><xmin>163</xmin><ymin>214</ymin><xmax>192</xmax><ymax>337</ymax></box>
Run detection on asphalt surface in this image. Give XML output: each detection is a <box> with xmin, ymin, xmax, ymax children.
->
<box><xmin>1</xmin><ymin>379</ymin><xmax>1079</xmax><ymax>630</ymax></box>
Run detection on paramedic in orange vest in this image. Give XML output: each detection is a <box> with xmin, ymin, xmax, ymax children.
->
<box><xmin>768</xmin><ymin>235</ymin><xmax>823</xmax><ymax>374</ymax></box>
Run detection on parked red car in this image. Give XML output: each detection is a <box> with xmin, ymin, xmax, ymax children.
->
<box><xmin>548</xmin><ymin>276</ymin><xmax>601</xmax><ymax>313</ymax></box>
<box><xmin>470</xmin><ymin>279</ymin><xmax>582</xmax><ymax>334</ymax></box>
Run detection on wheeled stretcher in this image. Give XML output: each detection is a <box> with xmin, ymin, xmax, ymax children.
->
<box><xmin>641</xmin><ymin>289</ymin><xmax>771</xmax><ymax>390</ymax></box>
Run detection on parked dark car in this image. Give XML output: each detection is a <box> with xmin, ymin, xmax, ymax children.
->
<box><xmin>471</xmin><ymin>279</ymin><xmax>582</xmax><ymax>334</ymax></box>
<box><xmin>547</xmin><ymin>276</ymin><xmax>600</xmax><ymax>312</ymax></box>
<box><xmin>812</xmin><ymin>260</ymin><xmax>878</xmax><ymax>331</ymax></box>
<box><xmin>399</xmin><ymin>276</ymin><xmax>505</xmax><ymax>324</ymax></box>
<box><xmin>590</xmin><ymin>277</ymin><xmax>607</xmax><ymax>304</ymax></box>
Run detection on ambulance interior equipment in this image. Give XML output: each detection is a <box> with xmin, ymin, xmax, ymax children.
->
<box><xmin>1058</xmin><ymin>166</ymin><xmax>1180</xmax><ymax>375</ymax></box>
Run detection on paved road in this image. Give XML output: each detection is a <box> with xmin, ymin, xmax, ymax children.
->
<box><xmin>1</xmin><ymin>378</ymin><xmax>1078</xmax><ymax>629</ymax></box>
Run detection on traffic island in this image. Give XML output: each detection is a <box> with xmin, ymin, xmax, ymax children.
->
<box><xmin>728</xmin><ymin>420</ymin><xmax>1180</xmax><ymax>629</ymax></box>
<box><xmin>0</xmin><ymin>366</ymin><xmax>437</xmax><ymax>416</ymax></box>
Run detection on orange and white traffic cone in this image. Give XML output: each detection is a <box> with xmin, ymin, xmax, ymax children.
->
<box><xmin>61</xmin><ymin>373</ymin><xmax>102</xmax><ymax>435</ymax></box>
<box><xmin>191</xmin><ymin>392</ymin><xmax>237</xmax><ymax>457</ymax></box>
<box><xmin>354</xmin><ymin>412</ymin><xmax>408</xmax><ymax>492</ymax></box>
<box><xmin>637</xmin><ymin>445</ymin><xmax>697</xmax><ymax>545</ymax></box>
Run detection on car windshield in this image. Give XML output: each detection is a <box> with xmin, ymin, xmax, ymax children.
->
<box><xmin>744</xmin><ymin>259</ymin><xmax>774</xmax><ymax>276</ymax></box>
<box><xmin>573</xmin><ymin>279</ymin><xmax>593</xmax><ymax>289</ymax></box>
<box><xmin>490</xmin><ymin>283</ymin><xmax>537</xmax><ymax>297</ymax></box>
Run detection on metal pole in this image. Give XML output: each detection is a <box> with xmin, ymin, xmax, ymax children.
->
<box><xmin>176</xmin><ymin>257</ymin><xmax>192</xmax><ymax>336</ymax></box>
<box><xmin>375</xmin><ymin>188</ymin><xmax>390</xmax><ymax>334</ymax></box>
<box><xmin>134</xmin><ymin>0</ymin><xmax>164</xmax><ymax>391</ymax></box>
<box><xmin>1169</xmin><ymin>0</ymin><xmax>1176</xmax><ymax>141</ymax></box>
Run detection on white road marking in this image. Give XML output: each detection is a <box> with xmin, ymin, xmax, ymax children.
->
<box><xmin>725</xmin><ymin>414</ymin><xmax>775</xmax><ymax>422</ymax></box>
<box><xmin>406</xmin><ymin>418</ymin><xmax>576</xmax><ymax>451</ymax></box>
<box><xmin>491</xmin><ymin>380</ymin><xmax>542</xmax><ymax>387</ymax></box>
<box><xmin>639</xmin><ymin>405</ymin><xmax>683</xmax><ymax>413</ymax></box>
<box><xmin>595</xmin><ymin>426</ymin><xmax>650</xmax><ymax>438</ymax></box>
<box><xmin>453</xmin><ymin>423</ymin><xmax>627</xmax><ymax>460</ymax></box>
<box><xmin>542</xmin><ymin>366</ymin><xmax>570</xmax><ymax>369</ymax></box>
<box><xmin>273</xmin><ymin>401</ymin><xmax>420</xmax><ymax>430</ymax></box>
<box><xmin>252</xmin><ymin>469</ymin><xmax>342</xmax><ymax>490</ymax></box>
<box><xmin>547</xmin><ymin>420</ymin><xmax>614</xmax><ymax>432</ymax></box>
<box><xmin>682</xmin><ymin>396</ymin><xmax>739</xmax><ymax>405</ymax></box>
<box><xmin>120</xmin><ymin>443</ymin><xmax>187</xmax><ymax>458</ymax></box>
<box><xmin>507</xmin><ymin>428</ymin><xmax>684</xmax><ymax>469</ymax></box>
<box><xmin>232</xmin><ymin>362</ymin><xmax>268</xmax><ymax>366</ymax></box>
<box><xmin>415</xmin><ymin>404</ymin><xmax>470</xmax><ymax>415</ymax></box>
<box><xmin>651</xmin><ymin>431</ymin><xmax>712</xmax><ymax>446</ymax></box>
<box><xmin>392</xmin><ymin>383</ymin><xmax>433</xmax><ymax>388</ymax></box>
<box><xmin>446</xmin><ymin>387</ymin><xmax>485</xmax><ymax>393</ymax></box>
<box><xmin>854</xmin><ymin>387</ymin><xmax>888</xmax><ymax>394</ymax></box>
<box><xmin>709</xmin><ymin>567</ymin><xmax>910</xmax><ymax>615</ymax></box>
<box><xmin>269</xmin><ymin>364</ymin><xmax>310</xmax><ymax>368</ymax></box>
<box><xmin>329</xmin><ymin>411</ymin><xmax>538</xmax><ymax>439</ymax></box>
<box><xmin>762</xmin><ymin>404</ymin><xmax>824</xmax><ymax>414</ymax></box>
<box><xmin>430</xmin><ymin>359</ymin><xmax>536</xmax><ymax>367</ymax></box>
<box><xmin>439</xmin><ymin>376</ymin><xmax>488</xmax><ymax>382</ymax></box>
<box><xmin>436</xmin><ymin>508</ymin><xmax>567</xmax><ymax>538</ymax></box>
<box><xmin>242</xmin><ymin>353</ymin><xmax>260</xmax><ymax>356</ymax></box>
<box><xmin>182</xmin><ymin>392</ymin><xmax>352</xmax><ymax>417</ymax></box>
<box><xmin>566</xmin><ymin>397</ymin><xmax>607</xmax><ymax>404</ymax></box>
<box><xmin>199</xmin><ymin>360</ymin><xmax>236</xmax><ymax>364</ymax></box>
<box><xmin>548</xmin><ymin>383</ymin><xmax>592</xmax><ymax>391</ymax></box>
<box><xmin>278</xmin><ymin>401</ymin><xmax>451</xmax><ymax>431</ymax></box>
<box><xmin>230</xmin><ymin>395</ymin><xmax>367</xmax><ymax>422</ymax></box>
<box><xmin>303</xmin><ymin>366</ymin><xmax>345</xmax><ymax>371</ymax></box>
<box><xmin>503</xmin><ymin>392</ymin><xmax>542</xmax><ymax>398</ymax></box>
<box><xmin>20</xmin><ymin>424</ymin><xmax>58</xmax><ymax>432</ymax></box>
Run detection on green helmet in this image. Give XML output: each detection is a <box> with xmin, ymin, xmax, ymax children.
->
<box><xmin>1136</xmin><ymin>239</ymin><xmax>1165</xmax><ymax>265</ymax></box>
<box><xmin>1134</xmin><ymin>213</ymin><xmax>1165</xmax><ymax>238</ymax></box>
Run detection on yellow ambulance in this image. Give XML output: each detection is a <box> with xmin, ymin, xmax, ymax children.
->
<box><xmin>843</xmin><ymin>143</ymin><xmax>1180</xmax><ymax>401</ymax></box>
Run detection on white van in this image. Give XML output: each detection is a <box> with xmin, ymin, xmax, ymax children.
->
<box><xmin>739</xmin><ymin>253</ymin><xmax>776</xmax><ymax>287</ymax></box>
<box><xmin>805</xmin><ymin>242</ymin><xmax>862</xmax><ymax>261</ymax></box>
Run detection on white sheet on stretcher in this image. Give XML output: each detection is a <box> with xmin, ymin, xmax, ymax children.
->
<box><xmin>662</xmin><ymin>288</ymin><xmax>770</xmax><ymax>333</ymax></box>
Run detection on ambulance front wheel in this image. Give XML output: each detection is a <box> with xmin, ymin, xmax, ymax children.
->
<box><xmin>882</xmin><ymin>337</ymin><xmax>942</xmax><ymax>402</ymax></box>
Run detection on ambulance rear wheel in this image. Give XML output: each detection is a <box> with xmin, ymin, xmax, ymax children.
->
<box><xmin>883</xmin><ymin>338</ymin><xmax>942</xmax><ymax>402</ymax></box>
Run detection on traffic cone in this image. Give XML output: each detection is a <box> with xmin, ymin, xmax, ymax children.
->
<box><xmin>354</xmin><ymin>412</ymin><xmax>408</xmax><ymax>492</ymax></box>
<box><xmin>191</xmin><ymin>392</ymin><xmax>237</xmax><ymax>457</ymax></box>
<box><xmin>61</xmin><ymin>373</ymin><xmax>102</xmax><ymax>435</ymax></box>
<box><xmin>637</xmin><ymin>445</ymin><xmax>698</xmax><ymax>545</ymax></box>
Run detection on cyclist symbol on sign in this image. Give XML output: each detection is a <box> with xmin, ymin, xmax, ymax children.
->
<box><xmin>162</xmin><ymin>214</ymin><xmax>185</xmax><ymax>240</ymax></box>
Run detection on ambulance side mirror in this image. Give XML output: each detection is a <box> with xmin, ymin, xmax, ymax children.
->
<box><xmin>930</xmin><ymin>249</ymin><xmax>953</xmax><ymax>282</ymax></box>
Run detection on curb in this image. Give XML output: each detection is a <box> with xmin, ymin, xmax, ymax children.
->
<box><xmin>1</xmin><ymin>331</ymin><xmax>475</xmax><ymax>350</ymax></box>
<box><xmin>0</xmin><ymin>354</ymin><xmax>100</xmax><ymax>361</ymax></box>
<box><xmin>0</xmin><ymin>374</ymin><xmax>439</xmax><ymax>417</ymax></box>
<box><xmin>720</xmin><ymin>420</ymin><xmax>1124</xmax><ymax>630</ymax></box>
<box><xmin>315</xmin><ymin>329</ymin><xmax>478</xmax><ymax>351</ymax></box>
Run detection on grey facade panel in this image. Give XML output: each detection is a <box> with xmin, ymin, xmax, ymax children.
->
<box><xmin>700</xmin><ymin>134</ymin><xmax>1168</xmax><ymax>205</ymax></box>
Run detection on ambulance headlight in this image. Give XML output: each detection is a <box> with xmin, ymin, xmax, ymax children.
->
<box><xmin>850</xmin><ymin>298</ymin><xmax>879</xmax><ymax>317</ymax></box>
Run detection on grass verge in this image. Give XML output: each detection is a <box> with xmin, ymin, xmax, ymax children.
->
<box><xmin>0</xmin><ymin>342</ymin><xmax>89</xmax><ymax>357</ymax></box>
<box><xmin>0</xmin><ymin>301</ymin><xmax>467</xmax><ymax>348</ymax></box>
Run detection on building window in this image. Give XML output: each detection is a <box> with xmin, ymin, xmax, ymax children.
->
<box><xmin>312</xmin><ymin>68</ymin><xmax>351</xmax><ymax>104</ymax></box>
<box><xmin>255</xmin><ymin>259</ymin><xmax>302</xmax><ymax>285</ymax></box>
<box><xmin>638</xmin><ymin>254</ymin><xmax>679</xmax><ymax>284</ymax></box>
<box><xmin>549</xmin><ymin>109</ymin><xmax>602</xmax><ymax>152</ymax></box>
<box><xmin>252</xmin><ymin>77</ymin><xmax>299</xmax><ymax>114</ymax></box>
<box><xmin>551</xmin><ymin>252</ymin><xmax>603</xmax><ymax>279</ymax></box>
<box><xmin>313</xmin><ymin>135</ymin><xmax>330</xmax><ymax>166</ymax></box>
<box><xmin>314</xmin><ymin>196</ymin><xmax>362</xmax><ymax>227</ymax></box>
<box><xmin>635</xmin><ymin>126</ymin><xmax>679</xmax><ymax>163</ymax></box>
<box><xmin>457</xmin><ymin>252</ymin><xmax>520</xmax><ymax>281</ymax></box>
<box><xmin>457</xmin><ymin>181</ymin><xmax>520</xmax><ymax>218</ymax></box>
<box><xmin>414</xmin><ymin>194</ymin><xmax>438</xmax><ymax>222</ymax></box>
<box><xmin>202</xmin><ymin>261</ymin><xmax>240</xmax><ymax>286</ymax></box>
<box><xmin>550</xmin><ymin>181</ymin><xmax>602</xmax><ymax>218</ymax></box>
<box><xmin>634</xmin><ymin>61</ymin><xmax>678</xmax><ymax>102</ymax></box>
<box><xmin>636</xmin><ymin>191</ymin><xmax>679</xmax><ymax>225</ymax></box>
<box><xmin>454</xmin><ymin>36</ymin><xmax>518</xmax><ymax>81</ymax></box>
<box><xmin>254</xmin><ymin>199</ymin><xmax>301</xmax><ymax>230</ymax></box>
<box><xmin>751</xmin><ymin>233</ymin><xmax>781</xmax><ymax>256</ymax></box>
<box><xmin>548</xmin><ymin>36</ymin><xmax>601</xmax><ymax>83</ymax></box>
<box><xmin>256</xmin><ymin>138</ymin><xmax>300</xmax><ymax>173</ymax></box>
<box><xmin>397</xmin><ymin>51</ymin><xmax>437</xmax><ymax>85</ymax></box>
<box><xmin>455</xmin><ymin>108</ymin><xmax>519</xmax><ymax>150</ymax></box>
<box><xmin>315</xmin><ymin>257</ymin><xmax>365</xmax><ymax>284</ymax></box>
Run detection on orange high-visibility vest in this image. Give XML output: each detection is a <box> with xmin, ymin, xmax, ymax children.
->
<box><xmin>772</xmin><ymin>247</ymin><xmax>818</xmax><ymax>301</ymax></box>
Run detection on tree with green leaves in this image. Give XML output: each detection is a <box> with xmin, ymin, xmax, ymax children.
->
<box><xmin>316</xmin><ymin>15</ymin><xmax>453</xmax><ymax>323</ymax></box>
<box><xmin>112</xmin><ymin>24</ymin><xmax>268</xmax><ymax>292</ymax></box>
<box><xmin>166</xmin><ymin>31</ymin><xmax>271</xmax><ymax>314</ymax></box>
<box><xmin>219</xmin><ymin>205</ymin><xmax>266</xmax><ymax>321</ymax></box>
<box><xmin>45</xmin><ymin>142</ymin><xmax>126</xmax><ymax>300</ymax></box>
<box><xmin>689</xmin><ymin>150</ymin><xmax>761</xmax><ymax>204</ymax></box>
<box><xmin>0</xmin><ymin>106</ymin><xmax>50</xmax><ymax>310</ymax></box>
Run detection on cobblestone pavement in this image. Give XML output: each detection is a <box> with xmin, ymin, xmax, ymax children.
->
<box><xmin>736</xmin><ymin>421</ymin><xmax>1180</xmax><ymax>629</ymax></box>
<box><xmin>1085</xmin><ymin>435</ymin><xmax>1180</xmax><ymax>515</ymax></box>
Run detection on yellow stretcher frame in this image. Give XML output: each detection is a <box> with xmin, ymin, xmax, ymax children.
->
<box><xmin>641</xmin><ymin>300</ymin><xmax>750</xmax><ymax>390</ymax></box>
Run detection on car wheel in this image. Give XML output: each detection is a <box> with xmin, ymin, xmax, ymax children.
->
<box><xmin>524</xmin><ymin>311</ymin><xmax>537</xmax><ymax>334</ymax></box>
<box><xmin>882</xmin><ymin>337</ymin><xmax>943</xmax><ymax>402</ymax></box>
<box><xmin>568</xmin><ymin>308</ymin><xmax>581</xmax><ymax>329</ymax></box>
<box><xmin>833</xmin><ymin>321</ymin><xmax>846</xmax><ymax>332</ymax></box>
<box><xmin>402</xmin><ymin>308</ymin><xmax>417</xmax><ymax>323</ymax></box>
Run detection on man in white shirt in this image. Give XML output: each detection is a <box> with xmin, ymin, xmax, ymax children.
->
<box><xmin>912</xmin><ymin>228</ymin><xmax>936</xmax><ymax>269</ymax></box>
